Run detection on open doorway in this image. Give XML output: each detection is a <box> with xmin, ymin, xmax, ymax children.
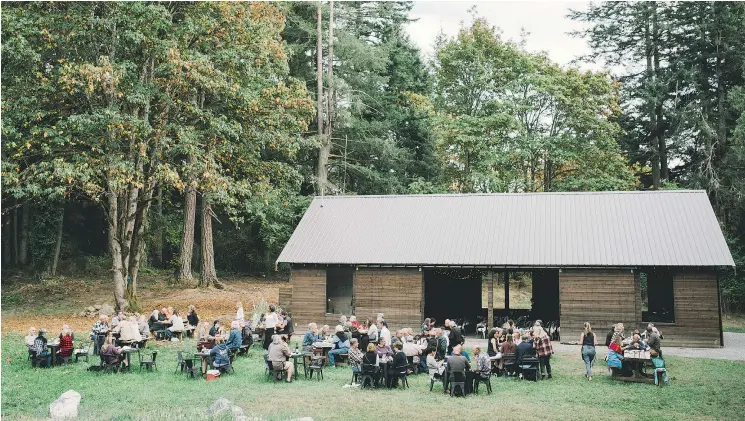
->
<box><xmin>423</xmin><ymin>269</ymin><xmax>482</xmax><ymax>330</ymax></box>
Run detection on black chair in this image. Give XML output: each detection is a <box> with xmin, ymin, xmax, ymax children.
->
<box><xmin>502</xmin><ymin>352</ymin><xmax>517</xmax><ymax>376</ymax></box>
<box><xmin>265</xmin><ymin>355</ymin><xmax>287</xmax><ymax>382</ymax></box>
<box><xmin>359</xmin><ymin>363</ymin><xmax>377</xmax><ymax>388</ymax></box>
<box><xmin>473</xmin><ymin>374</ymin><xmax>492</xmax><ymax>394</ymax></box>
<box><xmin>406</xmin><ymin>356</ymin><xmax>420</xmax><ymax>375</ymax></box>
<box><xmin>308</xmin><ymin>355</ymin><xmax>325</xmax><ymax>381</ymax></box>
<box><xmin>519</xmin><ymin>356</ymin><xmax>540</xmax><ymax>381</ymax></box>
<box><xmin>448</xmin><ymin>369</ymin><xmax>467</xmax><ymax>397</ymax></box>
<box><xmin>139</xmin><ymin>350</ymin><xmax>158</xmax><ymax>372</ymax></box>
<box><xmin>74</xmin><ymin>343</ymin><xmax>90</xmax><ymax>363</ymax></box>
<box><xmin>175</xmin><ymin>351</ymin><xmax>188</xmax><ymax>374</ymax></box>
<box><xmin>388</xmin><ymin>365</ymin><xmax>409</xmax><ymax>389</ymax></box>
<box><xmin>100</xmin><ymin>354</ymin><xmax>121</xmax><ymax>374</ymax></box>
<box><xmin>429</xmin><ymin>372</ymin><xmax>444</xmax><ymax>392</ymax></box>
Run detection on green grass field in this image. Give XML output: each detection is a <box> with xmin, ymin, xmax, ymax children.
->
<box><xmin>3</xmin><ymin>335</ymin><xmax>745</xmax><ymax>421</ymax></box>
<box><xmin>722</xmin><ymin>313</ymin><xmax>745</xmax><ymax>333</ymax></box>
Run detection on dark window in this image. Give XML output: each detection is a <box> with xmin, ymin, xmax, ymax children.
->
<box><xmin>641</xmin><ymin>269</ymin><xmax>675</xmax><ymax>323</ymax></box>
<box><xmin>326</xmin><ymin>267</ymin><xmax>354</xmax><ymax>314</ymax></box>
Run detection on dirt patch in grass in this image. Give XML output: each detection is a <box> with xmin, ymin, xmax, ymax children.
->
<box><xmin>1</xmin><ymin>270</ymin><xmax>287</xmax><ymax>335</ymax></box>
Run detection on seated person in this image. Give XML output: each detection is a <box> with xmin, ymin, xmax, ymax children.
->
<box><xmin>375</xmin><ymin>337</ymin><xmax>393</xmax><ymax>360</ymax></box>
<box><xmin>111</xmin><ymin>312</ymin><xmax>124</xmax><ymax>329</ymax></box>
<box><xmin>137</xmin><ymin>315</ymin><xmax>150</xmax><ymax>339</ymax></box>
<box><xmin>165</xmin><ymin>310</ymin><xmax>185</xmax><ymax>339</ymax></box>
<box><xmin>25</xmin><ymin>328</ymin><xmax>37</xmax><ymax>357</ymax></box>
<box><xmin>328</xmin><ymin>325</ymin><xmax>350</xmax><ymax>367</ymax></box>
<box><xmin>240</xmin><ymin>321</ymin><xmax>253</xmax><ymax>347</ymax></box>
<box><xmin>58</xmin><ymin>327</ymin><xmax>74</xmax><ymax>359</ymax></box>
<box><xmin>349</xmin><ymin>315</ymin><xmax>360</xmax><ymax>329</ymax></box>
<box><xmin>100</xmin><ymin>334</ymin><xmax>128</xmax><ymax>368</ymax></box>
<box><xmin>435</xmin><ymin>329</ymin><xmax>448</xmax><ymax>360</ymax></box>
<box><xmin>426</xmin><ymin>347</ymin><xmax>445</xmax><ymax>380</ymax></box>
<box><xmin>472</xmin><ymin>345</ymin><xmax>491</xmax><ymax>379</ymax></box>
<box><xmin>391</xmin><ymin>330</ymin><xmax>404</xmax><ymax>347</ymax></box>
<box><xmin>225</xmin><ymin>320</ymin><xmax>243</xmax><ymax>350</ymax></box>
<box><xmin>302</xmin><ymin>323</ymin><xmax>319</xmax><ymax>352</ymax></box>
<box><xmin>30</xmin><ymin>329</ymin><xmax>51</xmax><ymax>367</ymax></box>
<box><xmin>209</xmin><ymin>320</ymin><xmax>221</xmax><ymax>337</ymax></box>
<box><xmin>607</xmin><ymin>335</ymin><xmax>624</xmax><ymax>374</ymax></box>
<box><xmin>515</xmin><ymin>333</ymin><xmax>535</xmax><ymax>365</ymax></box>
<box><xmin>267</xmin><ymin>335</ymin><xmax>293</xmax><ymax>382</ymax></box>
<box><xmin>421</xmin><ymin>318</ymin><xmax>431</xmax><ymax>334</ymax></box>
<box><xmin>58</xmin><ymin>324</ymin><xmax>75</xmax><ymax>342</ymax></box>
<box><xmin>210</xmin><ymin>344</ymin><xmax>231</xmax><ymax>371</ymax></box>
<box><xmin>187</xmin><ymin>305</ymin><xmax>199</xmax><ymax>328</ymax></box>
<box><xmin>197</xmin><ymin>322</ymin><xmax>215</xmax><ymax>351</ymax></box>
<box><xmin>362</xmin><ymin>343</ymin><xmax>380</xmax><ymax>385</ymax></box>
<box><xmin>115</xmin><ymin>317</ymin><xmax>142</xmax><ymax>344</ymax></box>
<box><xmin>348</xmin><ymin>338</ymin><xmax>364</xmax><ymax>375</ymax></box>
<box><xmin>445</xmin><ymin>345</ymin><xmax>470</xmax><ymax>395</ymax></box>
<box><xmin>623</xmin><ymin>333</ymin><xmax>649</xmax><ymax>351</ymax></box>
<box><xmin>389</xmin><ymin>342</ymin><xmax>408</xmax><ymax>386</ymax></box>
<box><xmin>318</xmin><ymin>324</ymin><xmax>331</xmax><ymax>341</ymax></box>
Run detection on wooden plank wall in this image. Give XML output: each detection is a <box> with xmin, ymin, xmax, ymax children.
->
<box><xmin>663</xmin><ymin>270</ymin><xmax>720</xmax><ymax>347</ymax></box>
<box><xmin>354</xmin><ymin>268</ymin><xmax>423</xmax><ymax>331</ymax></box>
<box><xmin>559</xmin><ymin>269</ymin><xmax>637</xmax><ymax>342</ymax></box>
<box><xmin>278</xmin><ymin>284</ymin><xmax>292</xmax><ymax>313</ymax></box>
<box><xmin>289</xmin><ymin>268</ymin><xmax>327</xmax><ymax>330</ymax></box>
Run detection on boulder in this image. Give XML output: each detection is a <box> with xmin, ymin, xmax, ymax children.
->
<box><xmin>93</xmin><ymin>304</ymin><xmax>102</xmax><ymax>310</ymax></box>
<box><xmin>100</xmin><ymin>304</ymin><xmax>115</xmax><ymax>316</ymax></box>
<box><xmin>86</xmin><ymin>306</ymin><xmax>95</xmax><ymax>313</ymax></box>
<box><xmin>78</xmin><ymin>312</ymin><xmax>86</xmax><ymax>317</ymax></box>
<box><xmin>49</xmin><ymin>390</ymin><xmax>81</xmax><ymax>420</ymax></box>
<box><xmin>206</xmin><ymin>398</ymin><xmax>233</xmax><ymax>418</ymax></box>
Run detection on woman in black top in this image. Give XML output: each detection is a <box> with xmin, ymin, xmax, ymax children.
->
<box><xmin>187</xmin><ymin>305</ymin><xmax>199</xmax><ymax>327</ymax></box>
<box><xmin>580</xmin><ymin>322</ymin><xmax>597</xmax><ymax>381</ymax></box>
<box><xmin>389</xmin><ymin>342</ymin><xmax>408</xmax><ymax>387</ymax></box>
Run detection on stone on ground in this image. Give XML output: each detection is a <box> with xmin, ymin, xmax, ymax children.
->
<box><xmin>49</xmin><ymin>390</ymin><xmax>81</xmax><ymax>420</ymax></box>
<box><xmin>206</xmin><ymin>398</ymin><xmax>248</xmax><ymax>420</ymax></box>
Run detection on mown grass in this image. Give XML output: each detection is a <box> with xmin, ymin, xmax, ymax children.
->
<box><xmin>2</xmin><ymin>335</ymin><xmax>745</xmax><ymax>421</ymax></box>
<box><xmin>722</xmin><ymin>313</ymin><xmax>745</xmax><ymax>333</ymax></box>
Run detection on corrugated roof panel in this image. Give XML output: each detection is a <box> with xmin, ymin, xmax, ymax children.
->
<box><xmin>275</xmin><ymin>190</ymin><xmax>735</xmax><ymax>267</ymax></box>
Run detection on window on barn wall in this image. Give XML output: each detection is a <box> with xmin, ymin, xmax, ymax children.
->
<box><xmin>326</xmin><ymin>267</ymin><xmax>354</xmax><ymax>314</ymax></box>
<box><xmin>640</xmin><ymin>269</ymin><xmax>675</xmax><ymax>323</ymax></box>
<box><xmin>481</xmin><ymin>276</ymin><xmax>506</xmax><ymax>309</ymax></box>
<box><xmin>508</xmin><ymin>272</ymin><xmax>533</xmax><ymax>309</ymax></box>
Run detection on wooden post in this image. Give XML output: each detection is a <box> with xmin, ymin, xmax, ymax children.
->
<box><xmin>505</xmin><ymin>271</ymin><xmax>510</xmax><ymax>310</ymax></box>
<box><xmin>487</xmin><ymin>271</ymin><xmax>494</xmax><ymax>331</ymax></box>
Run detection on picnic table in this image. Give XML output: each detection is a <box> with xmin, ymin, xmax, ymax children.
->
<box><xmin>613</xmin><ymin>351</ymin><xmax>654</xmax><ymax>384</ymax></box>
<box><xmin>195</xmin><ymin>350</ymin><xmax>212</xmax><ymax>374</ymax></box>
<box><xmin>120</xmin><ymin>347</ymin><xmax>139</xmax><ymax>370</ymax></box>
<box><xmin>47</xmin><ymin>342</ymin><xmax>60</xmax><ymax>366</ymax></box>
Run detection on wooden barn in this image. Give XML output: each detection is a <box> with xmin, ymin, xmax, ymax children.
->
<box><xmin>276</xmin><ymin>191</ymin><xmax>734</xmax><ymax>347</ymax></box>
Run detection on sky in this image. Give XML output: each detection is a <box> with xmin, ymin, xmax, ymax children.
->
<box><xmin>406</xmin><ymin>1</ymin><xmax>603</xmax><ymax>70</ymax></box>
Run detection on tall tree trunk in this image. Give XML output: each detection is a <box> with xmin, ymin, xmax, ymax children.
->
<box><xmin>50</xmin><ymin>207</ymin><xmax>64</xmax><ymax>277</ymax></box>
<box><xmin>199</xmin><ymin>198</ymin><xmax>223</xmax><ymax>289</ymax></box>
<box><xmin>325</xmin><ymin>0</ymin><xmax>335</xmax><ymax>138</ymax></box>
<box><xmin>108</xmin><ymin>189</ymin><xmax>128</xmax><ymax>311</ymax></box>
<box><xmin>652</xmin><ymin>3</ymin><xmax>667</xmax><ymax>182</ymax></box>
<box><xmin>18</xmin><ymin>201</ymin><xmax>29</xmax><ymax>265</ymax></box>
<box><xmin>152</xmin><ymin>186</ymin><xmax>163</xmax><ymax>267</ymax></box>
<box><xmin>12</xmin><ymin>199</ymin><xmax>18</xmax><ymax>265</ymax></box>
<box><xmin>2</xmin><ymin>212</ymin><xmax>10</xmax><ymax>266</ymax></box>
<box><xmin>315</xmin><ymin>2</ymin><xmax>329</xmax><ymax>194</ymax></box>
<box><xmin>645</xmin><ymin>3</ymin><xmax>661</xmax><ymax>188</ymax></box>
<box><xmin>178</xmin><ymin>183</ymin><xmax>197</xmax><ymax>284</ymax></box>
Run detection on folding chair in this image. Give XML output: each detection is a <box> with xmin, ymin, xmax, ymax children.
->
<box><xmin>448</xmin><ymin>368</ymin><xmax>467</xmax><ymax>397</ymax></box>
<box><xmin>519</xmin><ymin>356</ymin><xmax>539</xmax><ymax>382</ymax></box>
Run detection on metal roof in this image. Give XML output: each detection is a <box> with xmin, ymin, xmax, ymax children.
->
<box><xmin>277</xmin><ymin>190</ymin><xmax>735</xmax><ymax>267</ymax></box>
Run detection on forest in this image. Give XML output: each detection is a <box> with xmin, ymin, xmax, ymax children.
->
<box><xmin>2</xmin><ymin>1</ymin><xmax>744</xmax><ymax>313</ymax></box>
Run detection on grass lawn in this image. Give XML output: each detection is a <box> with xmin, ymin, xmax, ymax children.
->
<box><xmin>722</xmin><ymin>313</ymin><xmax>745</xmax><ymax>333</ymax></box>
<box><xmin>3</xmin><ymin>336</ymin><xmax>745</xmax><ymax>421</ymax></box>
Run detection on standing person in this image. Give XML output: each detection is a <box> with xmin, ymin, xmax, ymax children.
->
<box><xmin>366</xmin><ymin>318</ymin><xmax>378</xmax><ymax>343</ymax></box>
<box><xmin>328</xmin><ymin>325</ymin><xmax>350</xmax><ymax>367</ymax></box>
<box><xmin>279</xmin><ymin>310</ymin><xmax>293</xmax><ymax>344</ymax></box>
<box><xmin>263</xmin><ymin>304</ymin><xmax>278</xmax><ymax>351</ymax></box>
<box><xmin>379</xmin><ymin>321</ymin><xmax>391</xmax><ymax>346</ymax></box>
<box><xmin>646</xmin><ymin>324</ymin><xmax>663</xmax><ymax>357</ymax></box>
<box><xmin>532</xmin><ymin>325</ymin><xmax>553</xmax><ymax>379</ymax></box>
<box><xmin>580</xmin><ymin>322</ymin><xmax>597</xmax><ymax>381</ymax></box>
<box><xmin>235</xmin><ymin>301</ymin><xmax>244</xmax><ymax>322</ymax></box>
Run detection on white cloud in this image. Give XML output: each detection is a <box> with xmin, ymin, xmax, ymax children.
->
<box><xmin>406</xmin><ymin>0</ymin><xmax>607</xmax><ymax>71</ymax></box>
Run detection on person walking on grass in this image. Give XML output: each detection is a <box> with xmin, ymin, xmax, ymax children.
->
<box><xmin>580</xmin><ymin>322</ymin><xmax>597</xmax><ymax>381</ymax></box>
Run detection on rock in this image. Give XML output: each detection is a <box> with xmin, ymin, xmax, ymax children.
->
<box><xmin>206</xmin><ymin>398</ymin><xmax>233</xmax><ymax>418</ymax></box>
<box><xmin>49</xmin><ymin>390</ymin><xmax>81</xmax><ymax>420</ymax></box>
<box><xmin>100</xmin><ymin>304</ymin><xmax>115</xmax><ymax>316</ymax></box>
<box><xmin>86</xmin><ymin>306</ymin><xmax>95</xmax><ymax>313</ymax></box>
<box><xmin>78</xmin><ymin>312</ymin><xmax>86</xmax><ymax>317</ymax></box>
<box><xmin>93</xmin><ymin>304</ymin><xmax>102</xmax><ymax>310</ymax></box>
<box><xmin>231</xmin><ymin>405</ymin><xmax>247</xmax><ymax>421</ymax></box>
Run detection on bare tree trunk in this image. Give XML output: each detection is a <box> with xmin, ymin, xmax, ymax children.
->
<box><xmin>12</xmin><ymin>199</ymin><xmax>18</xmax><ymax>265</ymax></box>
<box><xmin>178</xmin><ymin>184</ymin><xmax>197</xmax><ymax>284</ymax></box>
<box><xmin>315</xmin><ymin>2</ymin><xmax>329</xmax><ymax>194</ymax></box>
<box><xmin>108</xmin><ymin>189</ymin><xmax>128</xmax><ymax>311</ymax></box>
<box><xmin>199</xmin><ymin>198</ymin><xmax>223</xmax><ymax>289</ymax></box>
<box><xmin>325</xmin><ymin>0</ymin><xmax>334</xmax><ymax>138</ymax></box>
<box><xmin>2</xmin><ymin>211</ymin><xmax>10</xmax><ymax>266</ymax></box>
<box><xmin>19</xmin><ymin>201</ymin><xmax>29</xmax><ymax>265</ymax></box>
<box><xmin>152</xmin><ymin>186</ymin><xmax>163</xmax><ymax>267</ymax></box>
<box><xmin>644</xmin><ymin>3</ymin><xmax>661</xmax><ymax>189</ymax></box>
<box><xmin>50</xmin><ymin>207</ymin><xmax>64</xmax><ymax>277</ymax></box>
<box><xmin>652</xmin><ymin>4</ymin><xmax>667</xmax><ymax>182</ymax></box>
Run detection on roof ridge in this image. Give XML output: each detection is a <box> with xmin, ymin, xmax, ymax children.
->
<box><xmin>312</xmin><ymin>190</ymin><xmax>706</xmax><ymax>200</ymax></box>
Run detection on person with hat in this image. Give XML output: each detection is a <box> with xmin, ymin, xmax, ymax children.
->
<box><xmin>328</xmin><ymin>325</ymin><xmax>351</xmax><ymax>367</ymax></box>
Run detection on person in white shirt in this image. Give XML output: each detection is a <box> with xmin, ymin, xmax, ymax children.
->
<box><xmin>263</xmin><ymin>304</ymin><xmax>278</xmax><ymax>351</ymax></box>
<box><xmin>367</xmin><ymin>319</ymin><xmax>378</xmax><ymax>342</ymax></box>
<box><xmin>166</xmin><ymin>310</ymin><xmax>185</xmax><ymax>340</ymax></box>
<box><xmin>379</xmin><ymin>321</ymin><xmax>391</xmax><ymax>346</ymax></box>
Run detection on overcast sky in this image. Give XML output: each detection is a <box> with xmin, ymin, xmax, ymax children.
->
<box><xmin>406</xmin><ymin>1</ymin><xmax>604</xmax><ymax>71</ymax></box>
